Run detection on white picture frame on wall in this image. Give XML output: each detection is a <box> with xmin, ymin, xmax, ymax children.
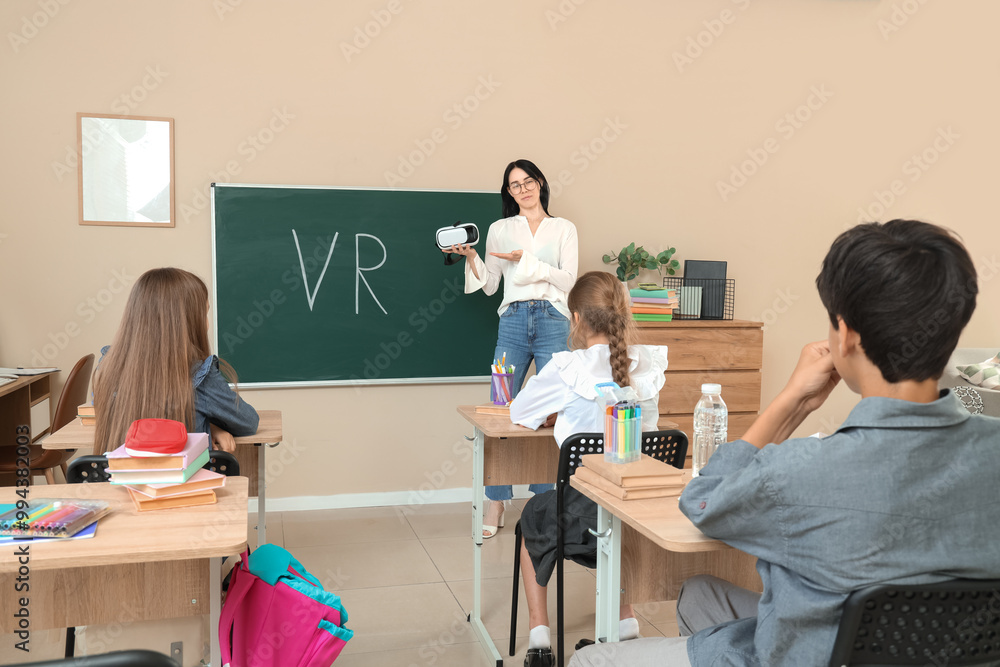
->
<box><xmin>77</xmin><ymin>113</ymin><xmax>175</xmax><ymax>227</ymax></box>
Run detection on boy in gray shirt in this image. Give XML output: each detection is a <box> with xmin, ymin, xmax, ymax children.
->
<box><xmin>572</xmin><ymin>220</ymin><xmax>998</xmax><ymax>666</ymax></box>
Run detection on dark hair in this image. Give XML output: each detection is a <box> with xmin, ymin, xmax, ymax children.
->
<box><xmin>500</xmin><ymin>159</ymin><xmax>552</xmax><ymax>218</ymax></box>
<box><xmin>815</xmin><ymin>219</ymin><xmax>977</xmax><ymax>382</ymax></box>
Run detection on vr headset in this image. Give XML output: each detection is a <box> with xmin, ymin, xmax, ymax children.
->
<box><xmin>435</xmin><ymin>221</ymin><xmax>480</xmax><ymax>265</ymax></box>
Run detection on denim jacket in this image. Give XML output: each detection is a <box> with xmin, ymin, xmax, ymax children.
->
<box><xmin>99</xmin><ymin>346</ymin><xmax>259</xmax><ymax>437</ymax></box>
<box><xmin>679</xmin><ymin>390</ymin><xmax>1000</xmax><ymax>666</ymax></box>
<box><xmin>191</xmin><ymin>354</ymin><xmax>259</xmax><ymax>437</ymax></box>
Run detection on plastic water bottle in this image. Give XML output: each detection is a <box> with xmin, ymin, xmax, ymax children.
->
<box><xmin>692</xmin><ymin>383</ymin><xmax>727</xmax><ymax>477</ymax></box>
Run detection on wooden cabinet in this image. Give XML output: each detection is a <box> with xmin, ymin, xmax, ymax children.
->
<box><xmin>636</xmin><ymin>320</ymin><xmax>763</xmax><ymax>463</ymax></box>
<box><xmin>0</xmin><ymin>373</ymin><xmax>54</xmax><ymax>445</ymax></box>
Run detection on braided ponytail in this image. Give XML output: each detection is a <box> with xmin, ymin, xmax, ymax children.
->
<box><xmin>567</xmin><ymin>271</ymin><xmax>637</xmax><ymax>386</ymax></box>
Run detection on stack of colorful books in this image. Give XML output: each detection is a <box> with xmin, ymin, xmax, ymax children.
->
<box><xmin>78</xmin><ymin>403</ymin><xmax>95</xmax><ymax>426</ymax></box>
<box><xmin>629</xmin><ymin>287</ymin><xmax>679</xmax><ymax>322</ymax></box>
<box><xmin>107</xmin><ymin>432</ymin><xmax>225</xmax><ymax>511</ymax></box>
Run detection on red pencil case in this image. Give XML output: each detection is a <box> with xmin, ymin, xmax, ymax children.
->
<box><xmin>124</xmin><ymin>418</ymin><xmax>188</xmax><ymax>456</ymax></box>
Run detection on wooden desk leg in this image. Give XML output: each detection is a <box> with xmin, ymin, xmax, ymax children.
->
<box><xmin>469</xmin><ymin>427</ymin><xmax>502</xmax><ymax>666</ymax></box>
<box><xmin>211</xmin><ymin>556</ymin><xmax>221</xmax><ymax>667</ymax></box>
<box><xmin>594</xmin><ymin>505</ymin><xmax>622</xmax><ymax>644</ymax></box>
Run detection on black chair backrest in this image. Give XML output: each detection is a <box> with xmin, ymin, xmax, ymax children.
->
<box><xmin>8</xmin><ymin>649</ymin><xmax>179</xmax><ymax>666</ymax></box>
<box><xmin>67</xmin><ymin>450</ymin><xmax>241</xmax><ymax>484</ymax></box>
<box><xmin>66</xmin><ymin>455</ymin><xmax>112</xmax><ymax>483</ymax></box>
<box><xmin>829</xmin><ymin>579</ymin><xmax>1000</xmax><ymax>666</ymax></box>
<box><xmin>204</xmin><ymin>450</ymin><xmax>241</xmax><ymax>477</ymax></box>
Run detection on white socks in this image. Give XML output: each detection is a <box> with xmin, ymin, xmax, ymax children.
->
<box><xmin>528</xmin><ymin>620</ymin><xmax>636</xmax><ymax>649</ymax></box>
<box><xmin>619</xmin><ymin>617</ymin><xmax>640</xmax><ymax>640</ymax></box>
<box><xmin>528</xmin><ymin>625</ymin><xmax>551</xmax><ymax>649</ymax></box>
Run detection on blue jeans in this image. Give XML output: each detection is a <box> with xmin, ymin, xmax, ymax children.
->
<box><xmin>486</xmin><ymin>299</ymin><xmax>569</xmax><ymax>502</ymax></box>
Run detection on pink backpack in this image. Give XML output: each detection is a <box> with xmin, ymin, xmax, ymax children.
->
<box><xmin>220</xmin><ymin>544</ymin><xmax>353</xmax><ymax>667</ymax></box>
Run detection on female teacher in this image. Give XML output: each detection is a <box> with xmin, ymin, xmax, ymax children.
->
<box><xmin>446</xmin><ymin>159</ymin><xmax>579</xmax><ymax>538</ymax></box>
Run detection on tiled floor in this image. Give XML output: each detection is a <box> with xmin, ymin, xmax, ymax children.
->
<box><xmin>274</xmin><ymin>499</ymin><xmax>680</xmax><ymax>667</ymax></box>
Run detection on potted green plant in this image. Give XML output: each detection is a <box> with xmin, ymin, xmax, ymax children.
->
<box><xmin>602</xmin><ymin>243</ymin><xmax>679</xmax><ymax>282</ymax></box>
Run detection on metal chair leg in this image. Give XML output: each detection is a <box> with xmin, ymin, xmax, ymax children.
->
<box><xmin>65</xmin><ymin>626</ymin><xmax>75</xmax><ymax>658</ymax></box>
<box><xmin>556</xmin><ymin>486</ymin><xmax>566</xmax><ymax>667</ymax></box>
<box><xmin>510</xmin><ymin>521</ymin><xmax>522</xmax><ymax>656</ymax></box>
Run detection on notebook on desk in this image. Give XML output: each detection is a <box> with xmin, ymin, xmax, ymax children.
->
<box><xmin>0</xmin><ymin>367</ymin><xmax>60</xmax><ymax>376</ymax></box>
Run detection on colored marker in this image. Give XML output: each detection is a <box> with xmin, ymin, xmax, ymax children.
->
<box><xmin>26</xmin><ymin>502</ymin><xmax>56</xmax><ymax>522</ymax></box>
<box><xmin>36</xmin><ymin>504</ymin><xmax>76</xmax><ymax>531</ymax></box>
<box><xmin>46</xmin><ymin>505</ymin><xmax>91</xmax><ymax>533</ymax></box>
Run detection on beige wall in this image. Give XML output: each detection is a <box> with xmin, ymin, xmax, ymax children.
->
<box><xmin>2</xmin><ymin>1</ymin><xmax>997</xmax><ymax>501</ymax></box>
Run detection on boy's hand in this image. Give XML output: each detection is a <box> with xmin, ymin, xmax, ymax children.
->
<box><xmin>782</xmin><ymin>340</ymin><xmax>841</xmax><ymax>414</ymax></box>
<box><xmin>743</xmin><ymin>340</ymin><xmax>840</xmax><ymax>448</ymax></box>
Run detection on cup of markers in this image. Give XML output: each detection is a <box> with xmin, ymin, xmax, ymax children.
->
<box><xmin>605</xmin><ymin>401</ymin><xmax>641</xmax><ymax>464</ymax></box>
<box><xmin>491</xmin><ymin>355</ymin><xmax>514</xmax><ymax>406</ymax></box>
<box><xmin>595</xmin><ymin>383</ymin><xmax>642</xmax><ymax>464</ymax></box>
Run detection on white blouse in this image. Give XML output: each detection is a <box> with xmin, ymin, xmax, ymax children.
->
<box><xmin>509</xmin><ymin>344</ymin><xmax>669</xmax><ymax>447</ymax></box>
<box><xmin>464</xmin><ymin>216</ymin><xmax>578</xmax><ymax>318</ymax></box>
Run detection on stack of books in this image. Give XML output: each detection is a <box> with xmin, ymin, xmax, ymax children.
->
<box><xmin>629</xmin><ymin>287</ymin><xmax>679</xmax><ymax>322</ymax></box>
<box><xmin>575</xmin><ymin>453</ymin><xmax>689</xmax><ymax>499</ymax></box>
<box><xmin>78</xmin><ymin>403</ymin><xmax>95</xmax><ymax>426</ymax></box>
<box><xmin>107</xmin><ymin>432</ymin><xmax>225</xmax><ymax>511</ymax></box>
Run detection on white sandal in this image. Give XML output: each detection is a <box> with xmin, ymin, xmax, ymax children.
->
<box><xmin>483</xmin><ymin>500</ymin><xmax>507</xmax><ymax>539</ymax></box>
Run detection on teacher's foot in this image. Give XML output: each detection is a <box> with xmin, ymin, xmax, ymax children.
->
<box><xmin>483</xmin><ymin>500</ymin><xmax>506</xmax><ymax>539</ymax></box>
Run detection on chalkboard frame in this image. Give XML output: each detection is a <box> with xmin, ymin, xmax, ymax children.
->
<box><xmin>211</xmin><ymin>182</ymin><xmax>503</xmax><ymax>389</ymax></box>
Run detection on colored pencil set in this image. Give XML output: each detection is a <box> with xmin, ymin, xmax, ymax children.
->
<box><xmin>0</xmin><ymin>499</ymin><xmax>110</xmax><ymax>538</ymax></box>
<box><xmin>490</xmin><ymin>353</ymin><xmax>515</xmax><ymax>405</ymax></box>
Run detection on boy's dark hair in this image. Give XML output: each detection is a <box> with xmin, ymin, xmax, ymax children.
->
<box><xmin>816</xmin><ymin>219</ymin><xmax>977</xmax><ymax>382</ymax></box>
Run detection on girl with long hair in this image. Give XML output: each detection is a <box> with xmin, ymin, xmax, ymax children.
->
<box><xmin>509</xmin><ymin>271</ymin><xmax>669</xmax><ymax>667</ymax></box>
<box><xmin>445</xmin><ymin>159</ymin><xmax>579</xmax><ymax>538</ymax></box>
<box><xmin>93</xmin><ymin>267</ymin><xmax>258</xmax><ymax>454</ymax></box>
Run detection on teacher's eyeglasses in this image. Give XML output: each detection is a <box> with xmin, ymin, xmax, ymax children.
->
<box><xmin>508</xmin><ymin>178</ymin><xmax>538</xmax><ymax>195</ymax></box>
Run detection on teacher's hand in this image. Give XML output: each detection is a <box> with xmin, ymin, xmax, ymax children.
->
<box><xmin>443</xmin><ymin>244</ymin><xmax>477</xmax><ymax>258</ymax></box>
<box><xmin>490</xmin><ymin>249</ymin><xmax>523</xmax><ymax>262</ymax></box>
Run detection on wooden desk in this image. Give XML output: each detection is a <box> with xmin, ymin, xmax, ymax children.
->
<box><xmin>457</xmin><ymin>406</ymin><xmax>680</xmax><ymax>667</ymax></box>
<box><xmin>571</xmin><ymin>475</ymin><xmax>761</xmax><ymax>643</ymax></box>
<box><xmin>0</xmin><ymin>372</ymin><xmax>56</xmax><ymax>445</ymax></box>
<box><xmin>0</xmin><ymin>479</ymin><xmax>248</xmax><ymax>666</ymax></box>
<box><xmin>43</xmin><ymin>410</ymin><xmax>282</xmax><ymax>546</ymax></box>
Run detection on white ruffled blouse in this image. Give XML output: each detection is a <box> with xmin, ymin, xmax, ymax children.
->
<box><xmin>509</xmin><ymin>344</ymin><xmax>669</xmax><ymax>447</ymax></box>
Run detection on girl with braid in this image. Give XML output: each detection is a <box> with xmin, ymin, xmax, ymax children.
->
<box><xmin>509</xmin><ymin>271</ymin><xmax>670</xmax><ymax>667</ymax></box>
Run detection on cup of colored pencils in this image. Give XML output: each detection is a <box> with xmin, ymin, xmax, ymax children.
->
<box><xmin>490</xmin><ymin>356</ymin><xmax>514</xmax><ymax>406</ymax></box>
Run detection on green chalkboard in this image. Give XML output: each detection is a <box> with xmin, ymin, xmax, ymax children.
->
<box><xmin>211</xmin><ymin>184</ymin><xmax>503</xmax><ymax>386</ymax></box>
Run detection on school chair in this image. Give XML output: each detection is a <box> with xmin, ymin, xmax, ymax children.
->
<box><xmin>7</xmin><ymin>649</ymin><xmax>178</xmax><ymax>667</ymax></box>
<box><xmin>0</xmin><ymin>353</ymin><xmax>94</xmax><ymax>483</ymax></box>
<box><xmin>829</xmin><ymin>578</ymin><xmax>1000</xmax><ymax>666</ymax></box>
<box><xmin>509</xmin><ymin>430</ymin><xmax>689</xmax><ymax>667</ymax></box>
<box><xmin>66</xmin><ymin>450</ymin><xmax>241</xmax><ymax>483</ymax></box>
